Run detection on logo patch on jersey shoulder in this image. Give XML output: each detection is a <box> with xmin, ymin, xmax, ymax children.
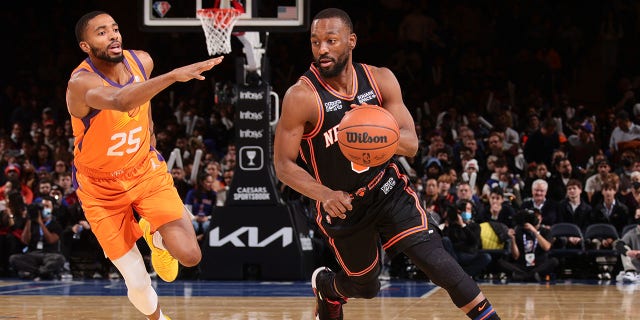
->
<box><xmin>356</xmin><ymin>90</ymin><xmax>377</xmax><ymax>104</ymax></box>
<box><xmin>324</xmin><ymin>100</ymin><xmax>343</xmax><ymax>112</ymax></box>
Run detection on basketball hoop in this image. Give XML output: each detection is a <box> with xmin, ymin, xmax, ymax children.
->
<box><xmin>196</xmin><ymin>0</ymin><xmax>244</xmax><ymax>55</ymax></box>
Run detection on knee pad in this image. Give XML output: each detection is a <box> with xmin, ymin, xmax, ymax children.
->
<box><xmin>111</xmin><ymin>246</ymin><xmax>157</xmax><ymax>315</ymax></box>
<box><xmin>113</xmin><ymin>250</ymin><xmax>151</xmax><ymax>291</ymax></box>
<box><xmin>404</xmin><ymin>240</ymin><xmax>480</xmax><ymax>307</ymax></box>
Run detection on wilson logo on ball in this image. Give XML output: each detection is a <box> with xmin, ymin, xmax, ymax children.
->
<box><xmin>345</xmin><ymin>132</ymin><xmax>388</xmax><ymax>144</ymax></box>
<box><xmin>337</xmin><ymin>105</ymin><xmax>400</xmax><ymax>167</ymax></box>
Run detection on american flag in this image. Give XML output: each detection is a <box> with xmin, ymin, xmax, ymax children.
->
<box><xmin>277</xmin><ymin>6</ymin><xmax>297</xmax><ymax>19</ymax></box>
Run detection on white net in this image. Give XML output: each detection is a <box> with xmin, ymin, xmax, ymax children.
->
<box><xmin>197</xmin><ymin>8</ymin><xmax>242</xmax><ymax>55</ymax></box>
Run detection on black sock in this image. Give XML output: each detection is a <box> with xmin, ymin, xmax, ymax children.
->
<box><xmin>466</xmin><ymin>298</ymin><xmax>500</xmax><ymax>319</ymax></box>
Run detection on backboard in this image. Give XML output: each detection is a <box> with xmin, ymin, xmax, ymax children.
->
<box><xmin>139</xmin><ymin>0</ymin><xmax>309</xmax><ymax>32</ymax></box>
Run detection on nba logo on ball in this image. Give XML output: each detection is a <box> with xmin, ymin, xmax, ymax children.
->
<box><xmin>337</xmin><ymin>105</ymin><xmax>400</xmax><ymax>167</ymax></box>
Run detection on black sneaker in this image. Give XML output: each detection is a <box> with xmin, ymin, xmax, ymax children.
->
<box><xmin>312</xmin><ymin>267</ymin><xmax>347</xmax><ymax>320</ymax></box>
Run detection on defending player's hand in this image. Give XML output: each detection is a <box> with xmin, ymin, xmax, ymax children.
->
<box><xmin>321</xmin><ymin>190</ymin><xmax>353</xmax><ymax>220</ymax></box>
<box><xmin>171</xmin><ymin>56</ymin><xmax>224</xmax><ymax>82</ymax></box>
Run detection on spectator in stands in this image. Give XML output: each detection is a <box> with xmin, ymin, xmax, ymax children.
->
<box><xmin>533</xmin><ymin>162</ymin><xmax>550</xmax><ymax>182</ymax></box>
<box><xmin>0</xmin><ymin>191</ymin><xmax>27</xmax><ymax>276</ymax></box>
<box><xmin>585</xmin><ymin>160</ymin><xmax>612</xmax><ymax>204</ymax></box>
<box><xmin>620</xmin><ymin>171</ymin><xmax>640</xmax><ymax>213</ymax></box>
<box><xmin>434</xmin><ymin>148</ymin><xmax>452</xmax><ymax>173</ymax></box>
<box><xmin>558</xmin><ymin>179</ymin><xmax>591</xmax><ymax>230</ymax></box>
<box><xmin>204</xmin><ymin>161</ymin><xmax>225</xmax><ymax>193</ymax></box>
<box><xmin>8</xmin><ymin>123</ymin><xmax>25</xmax><ymax>150</ymax></box>
<box><xmin>523</xmin><ymin>118</ymin><xmax>562</xmax><ymax>167</ymax></box>
<box><xmin>30</xmin><ymin>144</ymin><xmax>54</xmax><ymax>173</ymax></box>
<box><xmin>56</xmin><ymin>171</ymin><xmax>78</xmax><ymax>208</ymax></box>
<box><xmin>424</xmin><ymin>157</ymin><xmax>444</xmax><ymax>180</ymax></box>
<box><xmin>615</xmin><ymin>150</ymin><xmax>637</xmax><ymax>195</ymax></box>
<box><xmin>170</xmin><ymin>167</ymin><xmax>191</xmax><ymax>201</ymax></box>
<box><xmin>521</xmin><ymin>179</ymin><xmax>559</xmax><ymax>226</ymax></box>
<box><xmin>221</xmin><ymin>143</ymin><xmax>237</xmax><ymax>173</ymax></box>
<box><xmin>51</xmin><ymin>160</ymin><xmax>68</xmax><ymax>182</ymax></box>
<box><xmin>9</xmin><ymin>197</ymin><xmax>65</xmax><ymax>280</ymax></box>
<box><xmin>0</xmin><ymin>167</ymin><xmax>33</xmax><ymax>205</ymax></box>
<box><xmin>462</xmin><ymin>159</ymin><xmax>481</xmax><ymax>195</ymax></box>
<box><xmin>485</xmin><ymin>132</ymin><xmax>517</xmax><ymax>174</ymax></box>
<box><xmin>480</xmin><ymin>187</ymin><xmax>516</xmax><ymax>228</ymax></box>
<box><xmin>481</xmin><ymin>158</ymin><xmax>509</xmax><ymax>199</ymax></box>
<box><xmin>614</xmin><ymin>216</ymin><xmax>640</xmax><ymax>283</ymax></box>
<box><xmin>547</xmin><ymin>157</ymin><xmax>580</xmax><ymax>202</ymax></box>
<box><xmin>494</xmin><ymin>112</ymin><xmax>520</xmax><ymax>156</ymax></box>
<box><xmin>34</xmin><ymin>178</ymin><xmax>53</xmax><ymax>199</ymax></box>
<box><xmin>185</xmin><ymin>172</ymin><xmax>216</xmax><ymax>218</ymax></box>
<box><xmin>192</xmin><ymin>211</ymin><xmax>210</xmax><ymax>246</ymax></box>
<box><xmin>217</xmin><ymin>169</ymin><xmax>233</xmax><ymax>207</ymax></box>
<box><xmin>59</xmin><ymin>203</ymin><xmax>104</xmax><ymax>279</ymax></box>
<box><xmin>422</xmin><ymin>178</ymin><xmax>444</xmax><ymax>225</ymax></box>
<box><xmin>442</xmin><ymin>200</ymin><xmax>492</xmax><ymax>278</ymax></box>
<box><xmin>499</xmin><ymin>209</ymin><xmax>558</xmax><ymax>282</ymax></box>
<box><xmin>456</xmin><ymin>180</ymin><xmax>484</xmax><ymax>216</ymax></box>
<box><xmin>422</xmin><ymin>133</ymin><xmax>450</xmax><ymax>165</ymax></box>
<box><xmin>567</xmin><ymin>122</ymin><xmax>598</xmax><ymax>171</ymax></box>
<box><xmin>609</xmin><ymin>110</ymin><xmax>640</xmax><ymax>157</ymax></box>
<box><xmin>437</xmin><ymin>173</ymin><xmax>456</xmax><ymax>206</ymax></box>
<box><xmin>589</xmin><ymin>180</ymin><xmax>630</xmax><ymax>236</ymax></box>
<box><xmin>499</xmin><ymin>170</ymin><xmax>524</xmax><ymax>208</ymax></box>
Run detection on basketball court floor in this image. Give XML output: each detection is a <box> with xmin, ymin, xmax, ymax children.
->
<box><xmin>1</xmin><ymin>277</ymin><xmax>637</xmax><ymax>319</ymax></box>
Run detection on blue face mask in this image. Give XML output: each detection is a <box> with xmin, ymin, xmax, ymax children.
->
<box><xmin>461</xmin><ymin>211</ymin><xmax>472</xmax><ymax>222</ymax></box>
<box><xmin>42</xmin><ymin>208</ymin><xmax>52</xmax><ymax>218</ymax></box>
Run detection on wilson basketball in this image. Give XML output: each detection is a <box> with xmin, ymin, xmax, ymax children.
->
<box><xmin>337</xmin><ymin>105</ymin><xmax>400</xmax><ymax>167</ymax></box>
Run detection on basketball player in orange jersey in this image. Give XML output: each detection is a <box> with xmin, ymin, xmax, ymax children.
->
<box><xmin>66</xmin><ymin>11</ymin><xmax>224</xmax><ymax>320</ymax></box>
<box><xmin>274</xmin><ymin>8</ymin><xmax>500</xmax><ymax>320</ymax></box>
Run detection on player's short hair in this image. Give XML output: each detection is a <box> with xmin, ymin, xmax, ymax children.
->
<box><xmin>313</xmin><ymin>8</ymin><xmax>353</xmax><ymax>33</ymax></box>
<box><xmin>75</xmin><ymin>11</ymin><xmax>108</xmax><ymax>43</ymax></box>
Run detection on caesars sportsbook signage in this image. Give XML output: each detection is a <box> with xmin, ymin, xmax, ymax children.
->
<box><xmin>226</xmin><ymin>83</ymin><xmax>281</xmax><ymax>206</ymax></box>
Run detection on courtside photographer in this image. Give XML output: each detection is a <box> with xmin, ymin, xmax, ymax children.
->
<box><xmin>8</xmin><ymin>196</ymin><xmax>65</xmax><ymax>280</ymax></box>
<box><xmin>498</xmin><ymin>209</ymin><xmax>559</xmax><ymax>282</ymax></box>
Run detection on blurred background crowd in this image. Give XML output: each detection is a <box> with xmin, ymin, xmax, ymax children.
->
<box><xmin>2</xmin><ymin>0</ymin><xmax>640</xmax><ymax>282</ymax></box>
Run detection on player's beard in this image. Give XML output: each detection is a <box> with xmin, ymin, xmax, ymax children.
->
<box><xmin>314</xmin><ymin>49</ymin><xmax>349</xmax><ymax>78</ymax></box>
<box><xmin>92</xmin><ymin>46</ymin><xmax>124</xmax><ymax>63</ymax></box>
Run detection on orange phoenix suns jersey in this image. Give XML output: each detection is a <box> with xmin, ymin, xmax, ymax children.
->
<box><xmin>69</xmin><ymin>50</ymin><xmax>151</xmax><ymax>175</ymax></box>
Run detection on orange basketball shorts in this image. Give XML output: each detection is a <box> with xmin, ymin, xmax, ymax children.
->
<box><xmin>74</xmin><ymin>150</ymin><xmax>183</xmax><ymax>260</ymax></box>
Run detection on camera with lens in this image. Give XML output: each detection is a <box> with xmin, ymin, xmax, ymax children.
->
<box><xmin>27</xmin><ymin>203</ymin><xmax>43</xmax><ymax>222</ymax></box>
<box><xmin>514</xmin><ymin>209</ymin><xmax>540</xmax><ymax>227</ymax></box>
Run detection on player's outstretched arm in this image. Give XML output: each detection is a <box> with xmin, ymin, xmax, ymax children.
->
<box><xmin>67</xmin><ymin>55</ymin><xmax>224</xmax><ymax>117</ymax></box>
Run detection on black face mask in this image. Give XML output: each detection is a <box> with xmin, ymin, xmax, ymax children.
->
<box><xmin>633</xmin><ymin>181</ymin><xmax>640</xmax><ymax>190</ymax></box>
<box><xmin>622</xmin><ymin>158</ymin><xmax>633</xmax><ymax>167</ymax></box>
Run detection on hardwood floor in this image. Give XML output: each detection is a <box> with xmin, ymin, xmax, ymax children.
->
<box><xmin>0</xmin><ymin>280</ymin><xmax>637</xmax><ymax>319</ymax></box>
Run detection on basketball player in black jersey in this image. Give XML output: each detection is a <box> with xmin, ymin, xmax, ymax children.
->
<box><xmin>274</xmin><ymin>8</ymin><xmax>500</xmax><ymax>320</ymax></box>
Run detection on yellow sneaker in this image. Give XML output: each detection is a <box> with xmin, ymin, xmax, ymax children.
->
<box><xmin>139</xmin><ymin>218</ymin><xmax>178</xmax><ymax>282</ymax></box>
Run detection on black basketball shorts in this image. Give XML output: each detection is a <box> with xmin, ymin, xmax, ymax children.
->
<box><xmin>315</xmin><ymin>161</ymin><xmax>434</xmax><ymax>276</ymax></box>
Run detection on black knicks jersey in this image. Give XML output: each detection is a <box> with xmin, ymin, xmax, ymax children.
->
<box><xmin>298</xmin><ymin>63</ymin><xmax>388</xmax><ymax>192</ymax></box>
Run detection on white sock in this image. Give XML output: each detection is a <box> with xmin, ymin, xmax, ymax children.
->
<box><xmin>152</xmin><ymin>231</ymin><xmax>166</xmax><ymax>250</ymax></box>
